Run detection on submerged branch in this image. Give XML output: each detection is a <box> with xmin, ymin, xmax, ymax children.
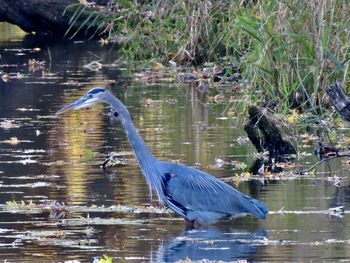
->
<box><xmin>299</xmin><ymin>153</ymin><xmax>350</xmax><ymax>175</ymax></box>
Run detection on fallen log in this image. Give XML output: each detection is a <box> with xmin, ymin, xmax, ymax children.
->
<box><xmin>0</xmin><ymin>0</ymin><xmax>109</xmax><ymax>37</ymax></box>
<box><xmin>244</xmin><ymin>106</ymin><xmax>296</xmax><ymax>158</ymax></box>
<box><xmin>325</xmin><ymin>81</ymin><xmax>350</xmax><ymax>122</ymax></box>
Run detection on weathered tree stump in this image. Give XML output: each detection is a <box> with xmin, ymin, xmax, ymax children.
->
<box><xmin>325</xmin><ymin>81</ymin><xmax>350</xmax><ymax>122</ymax></box>
<box><xmin>244</xmin><ymin>106</ymin><xmax>296</xmax><ymax>157</ymax></box>
<box><xmin>0</xmin><ymin>0</ymin><xmax>109</xmax><ymax>37</ymax></box>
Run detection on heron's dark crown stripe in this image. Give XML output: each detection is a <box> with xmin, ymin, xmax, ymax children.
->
<box><xmin>88</xmin><ymin>88</ymin><xmax>105</xmax><ymax>94</ymax></box>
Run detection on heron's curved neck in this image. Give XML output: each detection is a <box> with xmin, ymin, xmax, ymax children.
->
<box><xmin>105</xmin><ymin>93</ymin><xmax>157</xmax><ymax>166</ymax></box>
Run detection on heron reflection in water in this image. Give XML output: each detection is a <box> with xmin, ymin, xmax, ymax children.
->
<box><xmin>155</xmin><ymin>227</ymin><xmax>267</xmax><ymax>262</ymax></box>
<box><xmin>57</xmin><ymin>88</ymin><xmax>268</xmax><ymax>229</ymax></box>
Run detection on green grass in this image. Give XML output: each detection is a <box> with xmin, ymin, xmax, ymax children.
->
<box><xmin>67</xmin><ymin>0</ymin><xmax>350</xmax><ymax>113</ymax></box>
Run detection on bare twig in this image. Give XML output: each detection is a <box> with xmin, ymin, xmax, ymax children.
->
<box><xmin>299</xmin><ymin>153</ymin><xmax>350</xmax><ymax>175</ymax></box>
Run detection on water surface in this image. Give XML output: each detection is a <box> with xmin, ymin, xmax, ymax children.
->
<box><xmin>0</xmin><ymin>23</ymin><xmax>350</xmax><ymax>262</ymax></box>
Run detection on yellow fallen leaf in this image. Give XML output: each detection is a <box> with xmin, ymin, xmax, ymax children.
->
<box><xmin>309</xmin><ymin>169</ymin><xmax>316</xmax><ymax>177</ymax></box>
<box><xmin>242</xmin><ymin>171</ymin><xmax>252</xmax><ymax>178</ymax></box>
<box><xmin>1</xmin><ymin>73</ymin><xmax>9</xmax><ymax>82</ymax></box>
<box><xmin>10</xmin><ymin>137</ymin><xmax>19</xmax><ymax>145</ymax></box>
<box><xmin>99</xmin><ymin>38</ymin><xmax>109</xmax><ymax>46</ymax></box>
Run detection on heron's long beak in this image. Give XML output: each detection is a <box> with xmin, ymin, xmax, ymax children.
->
<box><xmin>56</xmin><ymin>96</ymin><xmax>99</xmax><ymax>115</ymax></box>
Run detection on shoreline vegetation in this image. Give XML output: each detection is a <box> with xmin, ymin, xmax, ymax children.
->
<box><xmin>69</xmin><ymin>0</ymin><xmax>350</xmax><ymax>114</ymax></box>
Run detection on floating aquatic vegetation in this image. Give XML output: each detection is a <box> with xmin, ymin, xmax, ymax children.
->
<box><xmin>236</xmin><ymin>136</ymin><xmax>250</xmax><ymax>145</ymax></box>
<box><xmin>269</xmin><ymin>208</ymin><xmax>349</xmax><ymax>217</ymax></box>
<box><xmin>9</xmin><ymin>136</ymin><xmax>18</xmax><ymax>145</ymax></box>
<box><xmin>4</xmin><ymin>47</ymin><xmax>41</xmax><ymax>52</ymax></box>
<box><xmin>36</xmin><ymin>115</ymin><xmax>58</xmax><ymax>119</ymax></box>
<box><xmin>224</xmin><ymin>170</ymin><xmax>306</xmax><ymax>185</ymax></box>
<box><xmin>0</xmin><ymin>119</ymin><xmax>21</xmax><ymax>129</ymax></box>
<box><xmin>42</xmin><ymin>160</ymin><xmax>78</xmax><ymax>166</ymax></box>
<box><xmin>83</xmin><ymin>61</ymin><xmax>102</xmax><ymax>71</ymax></box>
<box><xmin>69</xmin><ymin>204</ymin><xmax>169</xmax><ymax>214</ymax></box>
<box><xmin>3</xmin><ymin>227</ymin><xmax>101</xmax><ymax>250</ymax></box>
<box><xmin>327</xmin><ymin>206</ymin><xmax>344</xmax><ymax>218</ymax></box>
<box><xmin>0</xmin><ymin>137</ymin><xmax>33</xmax><ymax>145</ymax></box>
<box><xmin>139</xmin><ymin>98</ymin><xmax>169</xmax><ymax>108</ymax></box>
<box><xmin>63</xmin><ymin>217</ymin><xmax>145</xmax><ymax>226</ymax></box>
<box><xmin>0</xmin><ymin>182</ymin><xmax>50</xmax><ymax>190</ymax></box>
<box><xmin>16</xmin><ymin>108</ymin><xmax>41</xmax><ymax>112</ymax></box>
<box><xmin>1</xmin><ymin>73</ymin><xmax>9</xmax><ymax>82</ymax></box>
<box><xmin>12</xmin><ymin>154</ymin><xmax>43</xmax><ymax>159</ymax></box>
<box><xmin>4</xmin><ymin>200</ymin><xmax>36</xmax><ymax>213</ymax></box>
<box><xmin>28</xmin><ymin>58</ymin><xmax>45</xmax><ymax>72</ymax></box>
<box><xmin>2</xmin><ymin>174</ymin><xmax>58</xmax><ymax>180</ymax></box>
<box><xmin>0</xmin><ymin>158</ymin><xmax>38</xmax><ymax>165</ymax></box>
<box><xmin>24</xmin><ymin>81</ymin><xmax>57</xmax><ymax>85</ymax></box>
<box><xmin>14</xmin><ymin>149</ymin><xmax>46</xmax><ymax>154</ymax></box>
<box><xmin>326</xmin><ymin>175</ymin><xmax>343</xmax><ymax>187</ymax></box>
<box><xmin>95</xmin><ymin>255</ymin><xmax>113</xmax><ymax>263</ymax></box>
<box><xmin>0</xmin><ymin>228</ymin><xmax>14</xmax><ymax>233</ymax></box>
<box><xmin>102</xmin><ymin>151</ymin><xmax>133</xmax><ymax>169</ymax></box>
<box><xmin>8</xmin><ymin>72</ymin><xmax>26</xmax><ymax>80</ymax></box>
<box><xmin>0</xmin><ymin>201</ymin><xmax>169</xmax><ymax>216</ymax></box>
<box><xmin>214</xmin><ymin>158</ymin><xmax>225</xmax><ymax>168</ymax></box>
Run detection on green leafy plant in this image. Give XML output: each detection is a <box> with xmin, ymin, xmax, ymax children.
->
<box><xmin>66</xmin><ymin>0</ymin><xmax>350</xmax><ymax>114</ymax></box>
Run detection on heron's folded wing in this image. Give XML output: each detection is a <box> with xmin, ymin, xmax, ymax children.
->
<box><xmin>160</xmin><ymin>162</ymin><xmax>268</xmax><ymax>219</ymax></box>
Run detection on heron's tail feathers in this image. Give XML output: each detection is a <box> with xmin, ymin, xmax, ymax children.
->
<box><xmin>241</xmin><ymin>195</ymin><xmax>269</xmax><ymax>219</ymax></box>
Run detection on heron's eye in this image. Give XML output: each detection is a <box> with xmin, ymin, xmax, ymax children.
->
<box><xmin>88</xmin><ymin>94</ymin><xmax>93</xmax><ymax>98</ymax></box>
<box><xmin>114</xmin><ymin>111</ymin><xmax>119</xmax><ymax>118</ymax></box>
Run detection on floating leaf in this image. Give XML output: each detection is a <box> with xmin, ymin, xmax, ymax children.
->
<box><xmin>10</xmin><ymin>137</ymin><xmax>19</xmax><ymax>145</ymax></box>
<box><xmin>99</xmin><ymin>38</ymin><xmax>109</xmax><ymax>45</ymax></box>
<box><xmin>98</xmin><ymin>255</ymin><xmax>113</xmax><ymax>263</ymax></box>
<box><xmin>1</xmin><ymin>73</ymin><xmax>9</xmax><ymax>82</ymax></box>
<box><xmin>0</xmin><ymin>120</ymin><xmax>21</xmax><ymax>129</ymax></box>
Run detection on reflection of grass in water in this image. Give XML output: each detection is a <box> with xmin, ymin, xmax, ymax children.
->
<box><xmin>83</xmin><ymin>148</ymin><xmax>94</xmax><ymax>161</ymax></box>
<box><xmin>53</xmin><ymin>100</ymin><xmax>104</xmax><ymax>205</ymax></box>
<box><xmin>0</xmin><ymin>22</ymin><xmax>26</xmax><ymax>42</ymax></box>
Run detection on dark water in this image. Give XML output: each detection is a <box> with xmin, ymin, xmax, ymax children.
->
<box><xmin>0</xmin><ymin>23</ymin><xmax>350</xmax><ymax>262</ymax></box>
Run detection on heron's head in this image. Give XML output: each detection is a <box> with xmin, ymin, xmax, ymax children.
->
<box><xmin>56</xmin><ymin>87</ymin><xmax>107</xmax><ymax>115</ymax></box>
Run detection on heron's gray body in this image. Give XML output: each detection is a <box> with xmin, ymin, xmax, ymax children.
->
<box><xmin>57</xmin><ymin>88</ymin><xmax>268</xmax><ymax>226</ymax></box>
<box><xmin>156</xmin><ymin>161</ymin><xmax>267</xmax><ymax>224</ymax></box>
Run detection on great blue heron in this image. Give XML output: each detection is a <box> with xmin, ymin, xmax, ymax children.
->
<box><xmin>57</xmin><ymin>88</ymin><xmax>268</xmax><ymax>228</ymax></box>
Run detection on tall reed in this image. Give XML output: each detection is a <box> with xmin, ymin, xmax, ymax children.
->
<box><xmin>68</xmin><ymin>0</ymin><xmax>350</xmax><ymax>112</ymax></box>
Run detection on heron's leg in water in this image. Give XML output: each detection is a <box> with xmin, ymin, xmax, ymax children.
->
<box><xmin>184</xmin><ymin>219</ymin><xmax>195</xmax><ymax>230</ymax></box>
